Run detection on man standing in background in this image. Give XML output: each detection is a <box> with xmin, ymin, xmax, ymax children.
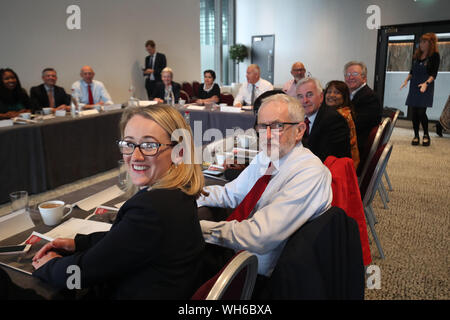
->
<box><xmin>144</xmin><ymin>40</ymin><xmax>167</xmax><ymax>100</ymax></box>
<box><xmin>283</xmin><ymin>62</ymin><xmax>306</xmax><ymax>97</ymax></box>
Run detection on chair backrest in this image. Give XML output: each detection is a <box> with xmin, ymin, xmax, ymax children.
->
<box><xmin>360</xmin><ymin>143</ymin><xmax>393</xmax><ymax>206</ymax></box>
<box><xmin>192</xmin><ymin>81</ymin><xmax>200</xmax><ymax>97</ymax></box>
<box><xmin>182</xmin><ymin>82</ymin><xmax>194</xmax><ymax>97</ymax></box>
<box><xmin>179</xmin><ymin>89</ymin><xmax>190</xmax><ymax>103</ymax></box>
<box><xmin>191</xmin><ymin>250</ymin><xmax>258</xmax><ymax>300</ymax></box>
<box><xmin>258</xmin><ymin>206</ymin><xmax>365</xmax><ymax>299</ymax></box>
<box><xmin>220</xmin><ymin>93</ymin><xmax>234</xmax><ymax>106</ymax></box>
<box><xmin>382</xmin><ymin>110</ymin><xmax>400</xmax><ymax>145</ymax></box>
<box><xmin>358</xmin><ymin>117</ymin><xmax>391</xmax><ymax>186</ymax></box>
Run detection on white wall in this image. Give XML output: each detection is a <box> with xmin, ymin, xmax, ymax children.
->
<box><xmin>0</xmin><ymin>0</ymin><xmax>201</xmax><ymax>102</ymax></box>
<box><xmin>235</xmin><ymin>0</ymin><xmax>450</xmax><ymax>89</ymax></box>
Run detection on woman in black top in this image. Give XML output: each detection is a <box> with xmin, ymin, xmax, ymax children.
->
<box><xmin>32</xmin><ymin>105</ymin><xmax>206</xmax><ymax>299</ymax></box>
<box><xmin>401</xmin><ymin>33</ymin><xmax>440</xmax><ymax>146</ymax></box>
<box><xmin>196</xmin><ymin>69</ymin><xmax>220</xmax><ymax>105</ymax></box>
<box><xmin>0</xmin><ymin>68</ymin><xmax>32</xmax><ymax>119</ymax></box>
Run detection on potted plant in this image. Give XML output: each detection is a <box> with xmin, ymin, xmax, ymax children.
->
<box><xmin>229</xmin><ymin>44</ymin><xmax>248</xmax><ymax>82</ymax></box>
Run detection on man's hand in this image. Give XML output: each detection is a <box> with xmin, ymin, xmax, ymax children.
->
<box><xmin>32</xmin><ymin>251</ymin><xmax>62</xmax><ymax>270</ymax></box>
<box><xmin>144</xmin><ymin>68</ymin><xmax>154</xmax><ymax>75</ymax></box>
<box><xmin>33</xmin><ymin>238</ymin><xmax>75</xmax><ymax>262</ymax></box>
<box><xmin>234</xmin><ymin>102</ymin><xmax>243</xmax><ymax>108</ymax></box>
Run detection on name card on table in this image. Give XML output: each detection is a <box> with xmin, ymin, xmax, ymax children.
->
<box><xmin>187</xmin><ymin>105</ymin><xmax>206</xmax><ymax>111</ymax></box>
<box><xmin>78</xmin><ymin>109</ymin><xmax>99</xmax><ymax>117</ymax></box>
<box><xmin>73</xmin><ymin>185</ymin><xmax>125</xmax><ymax>211</ymax></box>
<box><xmin>0</xmin><ymin>120</ymin><xmax>14</xmax><ymax>127</ymax></box>
<box><xmin>0</xmin><ymin>209</ymin><xmax>35</xmax><ymax>242</ymax></box>
<box><xmin>103</xmin><ymin>104</ymin><xmax>123</xmax><ymax>112</ymax></box>
<box><xmin>220</xmin><ymin>106</ymin><xmax>244</xmax><ymax>113</ymax></box>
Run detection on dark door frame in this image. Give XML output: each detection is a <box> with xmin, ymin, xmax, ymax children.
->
<box><xmin>251</xmin><ymin>34</ymin><xmax>275</xmax><ymax>84</ymax></box>
<box><xmin>374</xmin><ymin>20</ymin><xmax>450</xmax><ymax>119</ymax></box>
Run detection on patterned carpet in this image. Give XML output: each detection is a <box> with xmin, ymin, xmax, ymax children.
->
<box><xmin>364</xmin><ymin>126</ymin><xmax>450</xmax><ymax>300</ymax></box>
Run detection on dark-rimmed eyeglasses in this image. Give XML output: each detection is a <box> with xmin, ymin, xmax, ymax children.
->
<box><xmin>254</xmin><ymin>122</ymin><xmax>299</xmax><ymax>132</ymax></box>
<box><xmin>117</xmin><ymin>140</ymin><xmax>176</xmax><ymax>156</ymax></box>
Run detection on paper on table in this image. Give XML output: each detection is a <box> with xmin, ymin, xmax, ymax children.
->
<box><xmin>0</xmin><ymin>119</ymin><xmax>14</xmax><ymax>127</ymax></box>
<box><xmin>114</xmin><ymin>201</ymin><xmax>125</xmax><ymax>209</ymax></box>
<box><xmin>103</xmin><ymin>104</ymin><xmax>122</xmax><ymax>111</ymax></box>
<box><xmin>73</xmin><ymin>185</ymin><xmax>125</xmax><ymax>211</ymax></box>
<box><xmin>44</xmin><ymin>217</ymin><xmax>112</xmax><ymax>240</ymax></box>
<box><xmin>139</xmin><ymin>100</ymin><xmax>158</xmax><ymax>107</ymax></box>
<box><xmin>78</xmin><ymin>109</ymin><xmax>99</xmax><ymax>117</ymax></box>
<box><xmin>0</xmin><ymin>209</ymin><xmax>35</xmax><ymax>242</ymax></box>
<box><xmin>220</xmin><ymin>106</ymin><xmax>244</xmax><ymax>113</ymax></box>
<box><xmin>187</xmin><ymin>105</ymin><xmax>206</xmax><ymax>111</ymax></box>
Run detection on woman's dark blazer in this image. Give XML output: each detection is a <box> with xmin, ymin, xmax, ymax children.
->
<box><xmin>154</xmin><ymin>81</ymin><xmax>181</xmax><ymax>103</ymax></box>
<box><xmin>33</xmin><ymin>188</ymin><xmax>205</xmax><ymax>299</ymax></box>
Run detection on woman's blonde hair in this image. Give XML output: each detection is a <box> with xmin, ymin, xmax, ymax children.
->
<box><xmin>119</xmin><ymin>104</ymin><xmax>205</xmax><ymax>198</ymax></box>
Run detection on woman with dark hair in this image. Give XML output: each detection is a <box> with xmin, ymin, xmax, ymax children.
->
<box><xmin>324</xmin><ymin>80</ymin><xmax>360</xmax><ymax>170</ymax></box>
<box><xmin>196</xmin><ymin>70</ymin><xmax>220</xmax><ymax>105</ymax></box>
<box><xmin>0</xmin><ymin>68</ymin><xmax>32</xmax><ymax>119</ymax></box>
<box><xmin>401</xmin><ymin>32</ymin><xmax>440</xmax><ymax>146</ymax></box>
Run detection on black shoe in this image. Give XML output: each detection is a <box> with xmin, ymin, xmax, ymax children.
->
<box><xmin>411</xmin><ymin>137</ymin><xmax>420</xmax><ymax>145</ymax></box>
<box><xmin>422</xmin><ymin>135</ymin><xmax>430</xmax><ymax>146</ymax></box>
<box><xmin>436</xmin><ymin>123</ymin><xmax>443</xmax><ymax>137</ymax></box>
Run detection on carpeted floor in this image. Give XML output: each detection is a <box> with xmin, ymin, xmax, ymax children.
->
<box><xmin>364</xmin><ymin>126</ymin><xmax>449</xmax><ymax>300</ymax></box>
<box><xmin>1</xmin><ymin>123</ymin><xmax>449</xmax><ymax>300</ymax></box>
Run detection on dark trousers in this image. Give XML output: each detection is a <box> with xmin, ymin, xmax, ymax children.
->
<box><xmin>145</xmin><ymin>79</ymin><xmax>158</xmax><ymax>100</ymax></box>
<box><xmin>411</xmin><ymin>107</ymin><xmax>429</xmax><ymax>136</ymax></box>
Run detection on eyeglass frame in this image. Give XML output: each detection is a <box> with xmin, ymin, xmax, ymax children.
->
<box><xmin>254</xmin><ymin>122</ymin><xmax>300</xmax><ymax>132</ymax></box>
<box><xmin>344</xmin><ymin>71</ymin><xmax>363</xmax><ymax>78</ymax></box>
<box><xmin>117</xmin><ymin>140</ymin><xmax>177</xmax><ymax>156</ymax></box>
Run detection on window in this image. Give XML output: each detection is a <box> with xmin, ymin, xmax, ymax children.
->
<box><xmin>200</xmin><ymin>0</ymin><xmax>235</xmax><ymax>85</ymax></box>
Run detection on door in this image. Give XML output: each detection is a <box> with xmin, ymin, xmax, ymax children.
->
<box><xmin>374</xmin><ymin>20</ymin><xmax>450</xmax><ymax>120</ymax></box>
<box><xmin>251</xmin><ymin>35</ymin><xmax>275</xmax><ymax>84</ymax></box>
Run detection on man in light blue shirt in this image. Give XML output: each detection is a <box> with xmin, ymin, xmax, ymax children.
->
<box><xmin>71</xmin><ymin>66</ymin><xmax>113</xmax><ymax>109</ymax></box>
<box><xmin>198</xmin><ymin>94</ymin><xmax>332</xmax><ymax>277</ymax></box>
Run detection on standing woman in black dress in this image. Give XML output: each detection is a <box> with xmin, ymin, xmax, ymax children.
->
<box><xmin>401</xmin><ymin>33</ymin><xmax>440</xmax><ymax>146</ymax></box>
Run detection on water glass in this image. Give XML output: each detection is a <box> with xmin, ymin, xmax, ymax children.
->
<box><xmin>9</xmin><ymin>191</ymin><xmax>29</xmax><ymax>212</ymax></box>
<box><xmin>118</xmin><ymin>160</ymin><xmax>129</xmax><ymax>190</ymax></box>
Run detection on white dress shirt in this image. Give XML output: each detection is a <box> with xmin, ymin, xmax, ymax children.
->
<box><xmin>282</xmin><ymin>79</ymin><xmax>298</xmax><ymax>97</ymax></box>
<box><xmin>350</xmin><ymin>83</ymin><xmax>366</xmax><ymax>100</ymax></box>
<box><xmin>198</xmin><ymin>143</ymin><xmax>332</xmax><ymax>276</ymax></box>
<box><xmin>233</xmin><ymin>78</ymin><xmax>273</xmax><ymax>106</ymax></box>
<box><xmin>71</xmin><ymin>80</ymin><xmax>113</xmax><ymax>106</ymax></box>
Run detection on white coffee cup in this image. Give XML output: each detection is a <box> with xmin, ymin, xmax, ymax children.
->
<box><xmin>20</xmin><ymin>112</ymin><xmax>31</xmax><ymax>119</ymax></box>
<box><xmin>179</xmin><ymin>99</ymin><xmax>186</xmax><ymax>106</ymax></box>
<box><xmin>38</xmin><ymin>200</ymin><xmax>73</xmax><ymax>226</ymax></box>
<box><xmin>42</xmin><ymin>107</ymin><xmax>52</xmax><ymax>115</ymax></box>
<box><xmin>216</xmin><ymin>152</ymin><xmax>233</xmax><ymax>166</ymax></box>
<box><xmin>220</xmin><ymin>103</ymin><xmax>227</xmax><ymax>107</ymax></box>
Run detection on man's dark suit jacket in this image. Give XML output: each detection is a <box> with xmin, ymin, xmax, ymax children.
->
<box><xmin>33</xmin><ymin>188</ymin><xmax>205</xmax><ymax>299</ymax></box>
<box><xmin>154</xmin><ymin>81</ymin><xmax>181</xmax><ymax>104</ymax></box>
<box><xmin>145</xmin><ymin>52</ymin><xmax>167</xmax><ymax>82</ymax></box>
<box><xmin>258</xmin><ymin>207</ymin><xmax>365</xmax><ymax>299</ymax></box>
<box><xmin>303</xmin><ymin>104</ymin><xmax>351</xmax><ymax>162</ymax></box>
<box><xmin>351</xmin><ymin>85</ymin><xmax>382</xmax><ymax>155</ymax></box>
<box><xmin>30</xmin><ymin>84</ymin><xmax>70</xmax><ymax>112</ymax></box>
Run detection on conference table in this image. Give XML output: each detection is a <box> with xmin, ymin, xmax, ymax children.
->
<box><xmin>0</xmin><ymin>174</ymin><xmax>228</xmax><ymax>300</ymax></box>
<box><xmin>0</xmin><ymin>104</ymin><xmax>256</xmax><ymax>205</ymax></box>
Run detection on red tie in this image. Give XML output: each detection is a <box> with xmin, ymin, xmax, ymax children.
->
<box><xmin>88</xmin><ymin>84</ymin><xmax>94</xmax><ymax>105</ymax></box>
<box><xmin>227</xmin><ymin>163</ymin><xmax>273</xmax><ymax>222</ymax></box>
<box><xmin>304</xmin><ymin>117</ymin><xmax>310</xmax><ymax>137</ymax></box>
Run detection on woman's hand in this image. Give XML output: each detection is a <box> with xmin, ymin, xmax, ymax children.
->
<box><xmin>153</xmin><ymin>98</ymin><xmax>164</xmax><ymax>104</ymax></box>
<box><xmin>418</xmin><ymin>82</ymin><xmax>428</xmax><ymax>93</ymax></box>
<box><xmin>32</xmin><ymin>251</ymin><xmax>62</xmax><ymax>270</ymax></box>
<box><xmin>33</xmin><ymin>238</ymin><xmax>75</xmax><ymax>262</ymax></box>
<box><xmin>400</xmin><ymin>80</ymin><xmax>408</xmax><ymax>90</ymax></box>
